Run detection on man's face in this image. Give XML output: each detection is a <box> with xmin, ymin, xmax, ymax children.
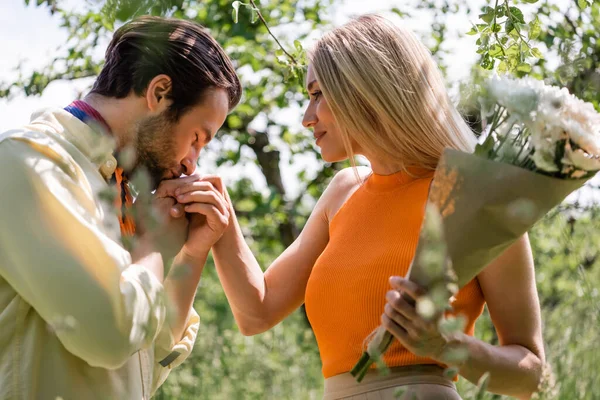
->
<box><xmin>132</xmin><ymin>88</ymin><xmax>229</xmax><ymax>189</ymax></box>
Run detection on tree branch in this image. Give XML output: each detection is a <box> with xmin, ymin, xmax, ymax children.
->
<box><xmin>246</xmin><ymin>128</ymin><xmax>299</xmax><ymax>245</ymax></box>
<box><xmin>248</xmin><ymin>0</ymin><xmax>298</xmax><ymax>65</ymax></box>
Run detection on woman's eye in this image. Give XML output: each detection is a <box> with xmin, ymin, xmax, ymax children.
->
<box><xmin>310</xmin><ymin>91</ymin><xmax>322</xmax><ymax>100</ymax></box>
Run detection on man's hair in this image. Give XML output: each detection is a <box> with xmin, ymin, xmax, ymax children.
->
<box><xmin>91</xmin><ymin>16</ymin><xmax>242</xmax><ymax>119</ymax></box>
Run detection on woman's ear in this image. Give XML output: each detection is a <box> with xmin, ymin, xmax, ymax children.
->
<box><xmin>146</xmin><ymin>74</ymin><xmax>173</xmax><ymax>113</ymax></box>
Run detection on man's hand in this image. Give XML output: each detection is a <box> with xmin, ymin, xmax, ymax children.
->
<box><xmin>136</xmin><ymin>184</ymin><xmax>189</xmax><ymax>263</ymax></box>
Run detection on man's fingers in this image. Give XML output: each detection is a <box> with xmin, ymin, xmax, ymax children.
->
<box><xmin>170</xmin><ymin>203</ymin><xmax>185</xmax><ymax>218</ymax></box>
<box><xmin>155</xmin><ymin>174</ymin><xmax>201</xmax><ymax>198</ymax></box>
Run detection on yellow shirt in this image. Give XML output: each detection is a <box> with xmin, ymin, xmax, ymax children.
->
<box><xmin>0</xmin><ymin>108</ymin><xmax>200</xmax><ymax>400</ymax></box>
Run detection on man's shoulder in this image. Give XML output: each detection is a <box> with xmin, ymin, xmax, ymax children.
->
<box><xmin>0</xmin><ymin>108</ymin><xmax>66</xmax><ymax>147</ymax></box>
<box><xmin>0</xmin><ymin>126</ymin><xmax>82</xmax><ymax>183</ymax></box>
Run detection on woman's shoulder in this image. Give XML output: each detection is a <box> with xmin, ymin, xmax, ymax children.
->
<box><xmin>319</xmin><ymin>166</ymin><xmax>371</xmax><ymax>222</ymax></box>
<box><xmin>326</xmin><ymin>166</ymin><xmax>371</xmax><ymax>197</ymax></box>
<box><xmin>333</xmin><ymin>165</ymin><xmax>371</xmax><ymax>182</ymax></box>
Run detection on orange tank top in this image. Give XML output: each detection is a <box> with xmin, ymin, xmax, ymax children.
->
<box><xmin>304</xmin><ymin>169</ymin><xmax>485</xmax><ymax>378</ymax></box>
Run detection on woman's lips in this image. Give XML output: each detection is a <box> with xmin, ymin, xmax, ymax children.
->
<box><xmin>315</xmin><ymin>131</ymin><xmax>327</xmax><ymax>145</ymax></box>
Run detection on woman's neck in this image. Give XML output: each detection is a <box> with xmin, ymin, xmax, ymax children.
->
<box><xmin>364</xmin><ymin>156</ymin><xmax>405</xmax><ymax>176</ymax></box>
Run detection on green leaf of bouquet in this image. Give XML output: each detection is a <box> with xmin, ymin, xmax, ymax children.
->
<box><xmin>474</xmin><ymin>134</ymin><xmax>496</xmax><ymax>157</ymax></box>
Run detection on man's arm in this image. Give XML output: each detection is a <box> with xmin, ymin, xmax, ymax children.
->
<box><xmin>149</xmin><ymin>175</ymin><xmax>231</xmax><ymax>391</ymax></box>
<box><xmin>0</xmin><ymin>137</ymin><xmax>167</xmax><ymax>369</ymax></box>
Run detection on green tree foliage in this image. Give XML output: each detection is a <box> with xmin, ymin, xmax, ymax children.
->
<box><xmin>3</xmin><ymin>0</ymin><xmax>600</xmax><ymax>398</ymax></box>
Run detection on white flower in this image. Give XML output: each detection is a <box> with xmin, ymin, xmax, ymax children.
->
<box><xmin>562</xmin><ymin>141</ymin><xmax>600</xmax><ymax>171</ymax></box>
<box><xmin>532</xmin><ymin>82</ymin><xmax>600</xmax><ymax>159</ymax></box>
<box><xmin>486</xmin><ymin>76</ymin><xmax>539</xmax><ymax>120</ymax></box>
<box><xmin>480</xmin><ymin>75</ymin><xmax>600</xmax><ymax>174</ymax></box>
<box><xmin>559</xmin><ymin>98</ymin><xmax>600</xmax><ymax>157</ymax></box>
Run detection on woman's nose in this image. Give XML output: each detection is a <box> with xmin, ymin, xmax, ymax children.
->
<box><xmin>302</xmin><ymin>104</ymin><xmax>318</xmax><ymax>128</ymax></box>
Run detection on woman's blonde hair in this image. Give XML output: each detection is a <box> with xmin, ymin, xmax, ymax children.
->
<box><xmin>309</xmin><ymin>14</ymin><xmax>476</xmax><ymax>171</ymax></box>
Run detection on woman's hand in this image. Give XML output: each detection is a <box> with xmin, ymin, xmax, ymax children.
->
<box><xmin>381</xmin><ymin>276</ymin><xmax>455</xmax><ymax>363</ymax></box>
<box><xmin>174</xmin><ymin>175</ymin><xmax>230</xmax><ymax>259</ymax></box>
<box><xmin>154</xmin><ymin>174</ymin><xmax>230</xmax><ymax>259</ymax></box>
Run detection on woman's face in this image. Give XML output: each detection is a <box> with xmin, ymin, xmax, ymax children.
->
<box><xmin>302</xmin><ymin>65</ymin><xmax>349</xmax><ymax>162</ymax></box>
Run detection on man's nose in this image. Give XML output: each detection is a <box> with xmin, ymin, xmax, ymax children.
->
<box><xmin>181</xmin><ymin>148</ymin><xmax>199</xmax><ymax>175</ymax></box>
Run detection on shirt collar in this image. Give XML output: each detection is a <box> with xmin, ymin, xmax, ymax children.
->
<box><xmin>29</xmin><ymin>108</ymin><xmax>118</xmax><ymax>181</ymax></box>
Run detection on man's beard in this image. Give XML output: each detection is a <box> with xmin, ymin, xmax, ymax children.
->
<box><xmin>129</xmin><ymin>112</ymin><xmax>179</xmax><ymax>190</ymax></box>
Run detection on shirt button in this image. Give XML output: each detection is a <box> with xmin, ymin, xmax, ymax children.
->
<box><xmin>105</xmin><ymin>159</ymin><xmax>116</xmax><ymax>169</ymax></box>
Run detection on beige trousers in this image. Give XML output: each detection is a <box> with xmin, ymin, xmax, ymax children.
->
<box><xmin>323</xmin><ymin>365</ymin><xmax>462</xmax><ymax>400</ymax></box>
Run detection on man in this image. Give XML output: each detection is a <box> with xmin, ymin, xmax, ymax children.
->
<box><xmin>0</xmin><ymin>16</ymin><xmax>241</xmax><ymax>399</ymax></box>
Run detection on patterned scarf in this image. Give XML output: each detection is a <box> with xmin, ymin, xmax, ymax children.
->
<box><xmin>64</xmin><ymin>100</ymin><xmax>136</xmax><ymax>237</ymax></box>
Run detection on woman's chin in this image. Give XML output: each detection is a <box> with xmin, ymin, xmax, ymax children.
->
<box><xmin>320</xmin><ymin>150</ymin><xmax>348</xmax><ymax>164</ymax></box>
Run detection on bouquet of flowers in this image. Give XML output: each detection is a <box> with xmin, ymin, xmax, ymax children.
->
<box><xmin>351</xmin><ymin>76</ymin><xmax>600</xmax><ymax>382</ymax></box>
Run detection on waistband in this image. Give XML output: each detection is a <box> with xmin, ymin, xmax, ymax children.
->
<box><xmin>323</xmin><ymin>365</ymin><xmax>455</xmax><ymax>400</ymax></box>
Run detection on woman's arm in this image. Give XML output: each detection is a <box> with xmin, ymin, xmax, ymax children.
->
<box><xmin>205</xmin><ymin>168</ymin><xmax>364</xmax><ymax>335</ymax></box>
<box><xmin>383</xmin><ymin>235</ymin><xmax>544</xmax><ymax>399</ymax></box>
<box><xmin>467</xmin><ymin>234</ymin><xmax>545</xmax><ymax>397</ymax></box>
<box><xmin>211</xmin><ymin>200</ymin><xmax>328</xmax><ymax>335</ymax></box>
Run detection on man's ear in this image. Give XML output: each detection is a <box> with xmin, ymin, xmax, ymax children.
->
<box><xmin>146</xmin><ymin>74</ymin><xmax>173</xmax><ymax>113</ymax></box>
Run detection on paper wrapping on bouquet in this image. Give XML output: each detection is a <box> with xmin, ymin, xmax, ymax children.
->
<box><xmin>407</xmin><ymin>148</ymin><xmax>590</xmax><ymax>289</ymax></box>
<box><xmin>351</xmin><ymin>148</ymin><xmax>592</xmax><ymax>382</ymax></box>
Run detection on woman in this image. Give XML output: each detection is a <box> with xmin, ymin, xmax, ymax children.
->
<box><xmin>176</xmin><ymin>14</ymin><xmax>544</xmax><ymax>400</ymax></box>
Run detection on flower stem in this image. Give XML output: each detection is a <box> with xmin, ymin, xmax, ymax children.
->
<box><xmin>489</xmin><ymin>106</ymin><xmax>507</xmax><ymax>135</ymax></box>
<box><xmin>513</xmin><ymin>128</ymin><xmax>531</xmax><ymax>165</ymax></box>
<box><xmin>493</xmin><ymin>120</ymin><xmax>516</xmax><ymax>160</ymax></box>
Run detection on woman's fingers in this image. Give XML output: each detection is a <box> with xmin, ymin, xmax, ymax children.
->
<box><xmin>381</xmin><ymin>314</ymin><xmax>415</xmax><ymax>346</ymax></box>
<box><xmin>175</xmin><ymin>180</ymin><xmax>223</xmax><ymax>198</ymax></box>
<box><xmin>384</xmin><ymin>303</ymin><xmax>420</xmax><ymax>336</ymax></box>
<box><xmin>386</xmin><ymin>290</ymin><xmax>419</xmax><ymax>320</ymax></box>
<box><xmin>197</xmin><ymin>175</ymin><xmax>225</xmax><ymax>195</ymax></box>
<box><xmin>389</xmin><ymin>276</ymin><xmax>426</xmax><ymax>300</ymax></box>
<box><xmin>183</xmin><ymin>202</ymin><xmax>229</xmax><ymax>227</ymax></box>
<box><xmin>177</xmin><ymin>189</ymin><xmax>229</xmax><ymax>218</ymax></box>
